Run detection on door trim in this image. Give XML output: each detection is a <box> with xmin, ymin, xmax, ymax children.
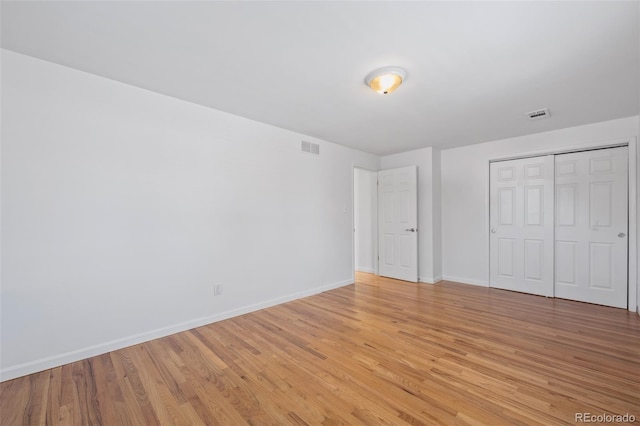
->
<box><xmin>485</xmin><ymin>137</ymin><xmax>637</xmax><ymax>312</ymax></box>
<box><xmin>351</xmin><ymin>164</ymin><xmax>379</xmax><ymax>283</ymax></box>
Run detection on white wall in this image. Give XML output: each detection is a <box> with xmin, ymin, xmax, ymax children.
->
<box><xmin>0</xmin><ymin>50</ymin><xmax>378</xmax><ymax>380</ymax></box>
<box><xmin>354</xmin><ymin>168</ymin><xmax>376</xmax><ymax>273</ymax></box>
<box><xmin>380</xmin><ymin>147</ymin><xmax>441</xmax><ymax>283</ymax></box>
<box><xmin>441</xmin><ymin>116</ymin><xmax>639</xmax><ymax>298</ymax></box>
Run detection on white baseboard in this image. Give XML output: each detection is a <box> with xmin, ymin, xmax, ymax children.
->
<box><xmin>0</xmin><ymin>278</ymin><xmax>354</xmax><ymax>382</ymax></box>
<box><xmin>355</xmin><ymin>267</ymin><xmax>375</xmax><ymax>273</ymax></box>
<box><xmin>419</xmin><ymin>275</ymin><xmax>443</xmax><ymax>284</ymax></box>
<box><xmin>442</xmin><ymin>275</ymin><xmax>488</xmax><ymax>287</ymax></box>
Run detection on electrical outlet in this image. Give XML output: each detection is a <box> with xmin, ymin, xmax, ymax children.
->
<box><xmin>214</xmin><ymin>284</ymin><xmax>223</xmax><ymax>296</ymax></box>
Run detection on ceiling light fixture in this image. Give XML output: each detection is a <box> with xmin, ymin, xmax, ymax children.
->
<box><xmin>365</xmin><ymin>66</ymin><xmax>407</xmax><ymax>95</ymax></box>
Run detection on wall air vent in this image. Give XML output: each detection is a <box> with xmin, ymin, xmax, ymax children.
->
<box><xmin>526</xmin><ymin>108</ymin><xmax>551</xmax><ymax>120</ymax></box>
<box><xmin>301</xmin><ymin>141</ymin><xmax>320</xmax><ymax>155</ymax></box>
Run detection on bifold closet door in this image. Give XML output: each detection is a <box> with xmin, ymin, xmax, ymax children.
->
<box><xmin>489</xmin><ymin>156</ymin><xmax>554</xmax><ymax>297</ymax></box>
<box><xmin>554</xmin><ymin>147</ymin><xmax>628</xmax><ymax>308</ymax></box>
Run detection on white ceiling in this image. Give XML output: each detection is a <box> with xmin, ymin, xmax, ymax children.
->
<box><xmin>2</xmin><ymin>1</ymin><xmax>638</xmax><ymax>155</ymax></box>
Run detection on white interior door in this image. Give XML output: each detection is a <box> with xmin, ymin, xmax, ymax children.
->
<box><xmin>554</xmin><ymin>147</ymin><xmax>628</xmax><ymax>308</ymax></box>
<box><xmin>489</xmin><ymin>156</ymin><xmax>554</xmax><ymax>296</ymax></box>
<box><xmin>378</xmin><ymin>166</ymin><xmax>418</xmax><ymax>282</ymax></box>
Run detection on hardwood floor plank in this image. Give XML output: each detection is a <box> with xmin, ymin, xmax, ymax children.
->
<box><xmin>109</xmin><ymin>349</ymin><xmax>161</xmax><ymax>425</ymax></box>
<box><xmin>45</xmin><ymin>367</ymin><xmax>63</xmax><ymax>425</ymax></box>
<box><xmin>1</xmin><ymin>272</ymin><xmax>639</xmax><ymax>425</ymax></box>
<box><xmin>57</xmin><ymin>363</ymin><xmax>82</xmax><ymax>426</ymax></box>
<box><xmin>126</xmin><ymin>345</ymin><xmax>190</xmax><ymax>426</ymax></box>
<box><xmin>88</xmin><ymin>354</ymin><xmax>120</xmax><ymax>426</ymax></box>
<box><xmin>73</xmin><ymin>359</ymin><xmax>103</xmax><ymax>425</ymax></box>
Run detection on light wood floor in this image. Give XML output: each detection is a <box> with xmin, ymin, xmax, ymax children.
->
<box><xmin>1</xmin><ymin>272</ymin><xmax>639</xmax><ymax>425</ymax></box>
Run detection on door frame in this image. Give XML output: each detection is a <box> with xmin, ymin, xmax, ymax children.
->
<box><xmin>485</xmin><ymin>137</ymin><xmax>637</xmax><ymax>312</ymax></box>
<box><xmin>351</xmin><ymin>164</ymin><xmax>379</xmax><ymax>283</ymax></box>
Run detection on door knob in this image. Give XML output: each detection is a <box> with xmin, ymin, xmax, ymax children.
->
<box><xmin>618</xmin><ymin>232</ymin><xmax>626</xmax><ymax>238</ymax></box>
<box><xmin>405</xmin><ymin>228</ymin><xmax>417</xmax><ymax>232</ymax></box>
<box><xmin>491</xmin><ymin>229</ymin><xmax>496</xmax><ymax>234</ymax></box>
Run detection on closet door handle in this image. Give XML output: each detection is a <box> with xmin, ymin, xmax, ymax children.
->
<box><xmin>618</xmin><ymin>232</ymin><xmax>626</xmax><ymax>238</ymax></box>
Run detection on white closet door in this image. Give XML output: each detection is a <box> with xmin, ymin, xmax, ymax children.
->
<box><xmin>489</xmin><ymin>156</ymin><xmax>554</xmax><ymax>296</ymax></box>
<box><xmin>378</xmin><ymin>166</ymin><xmax>418</xmax><ymax>282</ymax></box>
<box><xmin>554</xmin><ymin>147</ymin><xmax>628</xmax><ymax>308</ymax></box>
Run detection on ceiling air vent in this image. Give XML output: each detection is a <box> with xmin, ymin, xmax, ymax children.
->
<box><xmin>526</xmin><ymin>108</ymin><xmax>551</xmax><ymax>120</ymax></box>
<box><xmin>301</xmin><ymin>141</ymin><xmax>320</xmax><ymax>155</ymax></box>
